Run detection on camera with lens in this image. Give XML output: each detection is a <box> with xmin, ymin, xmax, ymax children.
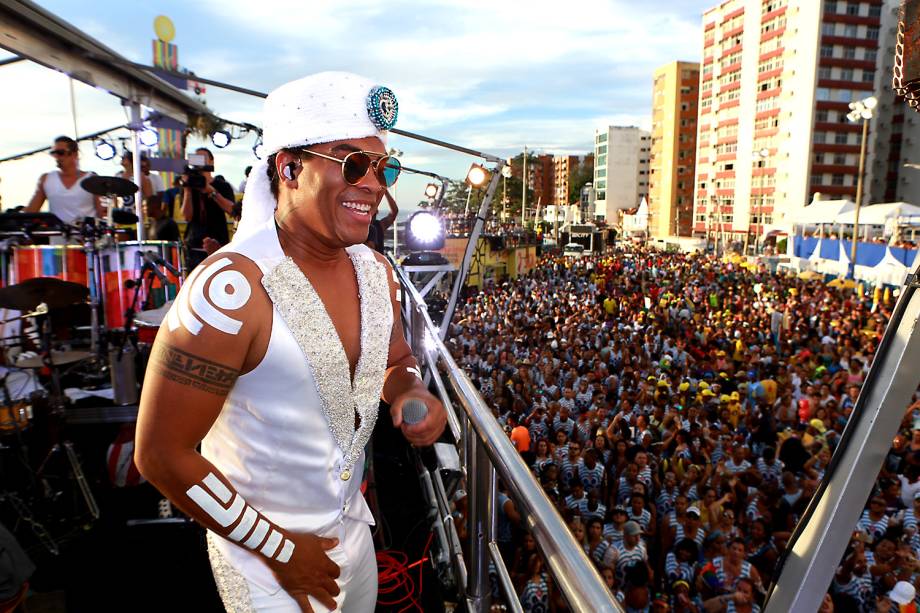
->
<box><xmin>179</xmin><ymin>152</ymin><xmax>214</xmax><ymax>190</ymax></box>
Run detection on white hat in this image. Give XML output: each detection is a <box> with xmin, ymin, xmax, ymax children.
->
<box><xmin>236</xmin><ymin>71</ymin><xmax>399</xmax><ymax>237</ymax></box>
<box><xmin>890</xmin><ymin>581</ymin><xmax>916</xmax><ymax>605</ymax></box>
<box><xmin>261</xmin><ymin>71</ymin><xmax>394</xmax><ymax>154</ymax></box>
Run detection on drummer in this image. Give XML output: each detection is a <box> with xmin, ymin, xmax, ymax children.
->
<box><xmin>24</xmin><ymin>136</ymin><xmax>105</xmax><ymax>224</ymax></box>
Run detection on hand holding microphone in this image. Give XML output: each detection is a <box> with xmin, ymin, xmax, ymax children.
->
<box><xmin>392</xmin><ymin>392</ymin><xmax>447</xmax><ymax>447</ymax></box>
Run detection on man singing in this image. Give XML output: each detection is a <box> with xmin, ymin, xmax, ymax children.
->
<box><xmin>135</xmin><ymin>72</ymin><xmax>447</xmax><ymax>612</ymax></box>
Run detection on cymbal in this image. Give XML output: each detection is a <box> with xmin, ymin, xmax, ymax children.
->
<box><xmin>135</xmin><ymin>300</ymin><xmax>173</xmax><ymax>327</ymax></box>
<box><xmin>0</xmin><ymin>278</ymin><xmax>88</xmax><ymax>311</ymax></box>
<box><xmin>82</xmin><ymin>175</ymin><xmax>138</xmax><ymax>198</ymax></box>
<box><xmin>111</xmin><ymin>208</ymin><xmax>139</xmax><ymax>225</ymax></box>
<box><xmin>15</xmin><ymin>350</ymin><xmax>93</xmax><ymax>369</ymax></box>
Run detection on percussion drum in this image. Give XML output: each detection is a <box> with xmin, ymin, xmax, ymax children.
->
<box><xmin>100</xmin><ymin>241</ymin><xmax>183</xmax><ymax>330</ymax></box>
<box><xmin>11</xmin><ymin>245</ymin><xmax>88</xmax><ymax>286</ymax></box>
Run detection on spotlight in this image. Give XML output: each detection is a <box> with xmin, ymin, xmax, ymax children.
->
<box><xmin>466</xmin><ymin>164</ymin><xmax>489</xmax><ymax>187</ymax></box>
<box><xmin>424</xmin><ymin>183</ymin><xmax>439</xmax><ymax>199</ymax></box>
<box><xmin>94</xmin><ymin>139</ymin><xmax>117</xmax><ymax>161</ymax></box>
<box><xmin>211</xmin><ymin>130</ymin><xmax>231</xmax><ymax>149</ymax></box>
<box><xmin>501</xmin><ymin>164</ymin><xmax>513</xmax><ymax>179</ymax></box>
<box><xmin>139</xmin><ymin>128</ymin><xmax>159</xmax><ymax>147</ymax></box>
<box><xmin>406</xmin><ymin>210</ymin><xmax>445</xmax><ymax>251</ymax></box>
<box><xmin>252</xmin><ymin>134</ymin><xmax>265</xmax><ymax>160</ymax></box>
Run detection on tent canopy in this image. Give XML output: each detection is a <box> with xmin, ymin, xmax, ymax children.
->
<box><xmin>788</xmin><ymin>200</ymin><xmax>855</xmax><ymax>226</ymax></box>
<box><xmin>834</xmin><ymin>202</ymin><xmax>920</xmax><ymax>225</ymax></box>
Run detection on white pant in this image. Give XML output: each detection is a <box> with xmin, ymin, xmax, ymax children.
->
<box><xmin>208</xmin><ymin>517</ymin><xmax>378</xmax><ymax>612</ymax></box>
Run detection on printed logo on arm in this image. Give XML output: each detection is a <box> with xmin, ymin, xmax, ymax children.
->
<box><xmin>187</xmin><ymin>473</ymin><xmax>295</xmax><ymax>563</ymax></box>
<box><xmin>167</xmin><ymin>257</ymin><xmax>252</xmax><ymax>336</ymax></box>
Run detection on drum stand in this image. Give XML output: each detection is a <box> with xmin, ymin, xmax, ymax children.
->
<box><xmin>80</xmin><ymin>218</ymin><xmax>101</xmax><ymax>358</ymax></box>
<box><xmin>31</xmin><ymin>311</ymin><xmax>100</xmax><ymax>523</ymax></box>
<box><xmin>0</xmin><ymin>361</ymin><xmax>59</xmax><ymax>555</ymax></box>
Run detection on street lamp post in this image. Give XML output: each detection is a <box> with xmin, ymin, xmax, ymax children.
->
<box><xmin>388</xmin><ymin>148</ymin><xmax>403</xmax><ymax>257</ymax></box>
<box><xmin>754</xmin><ymin>147</ymin><xmax>770</xmax><ymax>255</ymax></box>
<box><xmin>845</xmin><ymin>95</ymin><xmax>877</xmax><ymax>279</ymax></box>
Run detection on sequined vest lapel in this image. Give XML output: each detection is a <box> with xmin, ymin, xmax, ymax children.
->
<box><xmin>261</xmin><ymin>246</ymin><xmax>391</xmax><ymax>475</ymax></box>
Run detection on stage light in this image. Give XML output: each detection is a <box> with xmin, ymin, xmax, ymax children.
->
<box><xmin>211</xmin><ymin>130</ymin><xmax>231</xmax><ymax>148</ymax></box>
<box><xmin>424</xmin><ymin>183</ymin><xmax>439</xmax><ymax>199</ymax></box>
<box><xmin>501</xmin><ymin>164</ymin><xmax>513</xmax><ymax>179</ymax></box>
<box><xmin>94</xmin><ymin>139</ymin><xmax>117</xmax><ymax>161</ymax></box>
<box><xmin>406</xmin><ymin>210</ymin><xmax>445</xmax><ymax>251</ymax></box>
<box><xmin>466</xmin><ymin>164</ymin><xmax>489</xmax><ymax>187</ymax></box>
<box><xmin>139</xmin><ymin>128</ymin><xmax>159</xmax><ymax>147</ymax></box>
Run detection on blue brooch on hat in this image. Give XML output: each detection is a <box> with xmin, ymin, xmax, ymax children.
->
<box><xmin>366</xmin><ymin>85</ymin><xmax>398</xmax><ymax>131</ymax></box>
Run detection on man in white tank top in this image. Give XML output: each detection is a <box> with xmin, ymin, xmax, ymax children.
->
<box><xmin>25</xmin><ymin>136</ymin><xmax>104</xmax><ymax>225</ymax></box>
<box><xmin>136</xmin><ymin>73</ymin><xmax>447</xmax><ymax>612</ymax></box>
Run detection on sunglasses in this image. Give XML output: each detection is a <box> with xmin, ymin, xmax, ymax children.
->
<box><xmin>299</xmin><ymin>149</ymin><xmax>401</xmax><ymax>188</ymax></box>
<box><xmin>49</xmin><ymin>149</ymin><xmax>71</xmax><ymax>156</ymax></box>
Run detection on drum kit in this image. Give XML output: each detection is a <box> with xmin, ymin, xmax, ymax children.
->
<box><xmin>0</xmin><ymin>175</ymin><xmax>186</xmax><ymax>554</ymax></box>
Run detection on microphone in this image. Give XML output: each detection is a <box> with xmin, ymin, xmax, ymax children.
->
<box><xmin>402</xmin><ymin>398</ymin><xmax>429</xmax><ymax>425</ymax></box>
<box><xmin>141</xmin><ymin>254</ymin><xmax>169</xmax><ymax>285</ymax></box>
<box><xmin>144</xmin><ymin>250</ymin><xmax>181</xmax><ymax>278</ymax></box>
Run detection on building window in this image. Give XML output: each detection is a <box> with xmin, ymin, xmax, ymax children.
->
<box><xmin>867</xmin><ymin>26</ymin><xmax>880</xmax><ymax>40</ymax></box>
<box><xmin>840</xmin><ymin>68</ymin><xmax>854</xmax><ymax>81</ymax></box>
<box><xmin>862</xmin><ymin>70</ymin><xmax>875</xmax><ymax>83</ymax></box>
<box><xmin>816</xmin><ymin>109</ymin><xmax>829</xmax><ymax>122</ymax></box>
<box><xmin>869</xmin><ymin>5</ymin><xmax>881</xmax><ymax>17</ymax></box>
<box><xmin>597</xmin><ymin>145</ymin><xmax>607</xmax><ymax>155</ymax></box>
<box><xmin>834</xmin><ymin>153</ymin><xmax>847</xmax><ymax>164</ymax></box>
<box><xmin>815</xmin><ymin>131</ymin><xmax>827</xmax><ymax>143</ymax></box>
<box><xmin>817</xmin><ymin>88</ymin><xmax>832</xmax><ymax>100</ymax></box>
<box><xmin>844</xmin><ymin>24</ymin><xmax>858</xmax><ymax>37</ymax></box>
<box><xmin>824</xmin><ymin>0</ymin><xmax>837</xmax><ymax>13</ymax></box>
<box><xmin>844</xmin><ymin>46</ymin><xmax>857</xmax><ymax>59</ymax></box>
<box><xmin>822</xmin><ymin>23</ymin><xmax>836</xmax><ymax>36</ymax></box>
<box><xmin>597</xmin><ymin>133</ymin><xmax>608</xmax><ymax>143</ymax></box>
<box><xmin>845</xmin><ymin>1</ymin><xmax>859</xmax><ymax>16</ymax></box>
<box><xmin>811</xmin><ymin>174</ymin><xmax>824</xmax><ymax>185</ymax></box>
<box><xmin>832</xmin><ymin>174</ymin><xmax>845</xmax><ymax>185</ymax></box>
<box><xmin>864</xmin><ymin>49</ymin><xmax>878</xmax><ymax>62</ymax></box>
<box><xmin>821</xmin><ymin>44</ymin><xmax>834</xmax><ymax>57</ymax></box>
<box><xmin>834</xmin><ymin>132</ymin><xmax>848</xmax><ymax>144</ymax></box>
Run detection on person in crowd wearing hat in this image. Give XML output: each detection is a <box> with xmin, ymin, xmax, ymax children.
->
<box><xmin>136</xmin><ymin>72</ymin><xmax>446</xmax><ymax>612</ymax></box>
<box><xmin>25</xmin><ymin>135</ymin><xmax>105</xmax><ymax>223</ymax></box>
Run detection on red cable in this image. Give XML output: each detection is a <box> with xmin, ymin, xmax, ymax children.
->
<box><xmin>376</xmin><ymin>531</ymin><xmax>435</xmax><ymax>612</ymax></box>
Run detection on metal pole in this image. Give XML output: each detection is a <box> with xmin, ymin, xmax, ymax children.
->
<box><xmin>849</xmin><ymin>117</ymin><xmax>870</xmax><ymax>279</ymax></box>
<box><xmin>467</xmin><ymin>436</ymin><xmax>494</xmax><ymax>610</ymax></box>
<box><xmin>764</xmin><ymin>264</ymin><xmax>920</xmax><ymax>612</ymax></box>
<box><xmin>68</xmin><ymin>77</ymin><xmax>79</xmax><ymax>140</ymax></box>
<box><xmin>129</xmin><ymin>102</ymin><xmax>145</xmax><ymax>241</ymax></box>
<box><xmin>521</xmin><ymin>146</ymin><xmax>527</xmax><ymax>228</ymax></box>
<box><xmin>440</xmin><ymin>167</ymin><xmax>503</xmax><ymax>340</ymax></box>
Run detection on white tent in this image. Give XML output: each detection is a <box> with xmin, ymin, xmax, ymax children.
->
<box><xmin>622</xmin><ymin>198</ymin><xmax>649</xmax><ymax>234</ymax></box>
<box><xmin>788</xmin><ymin>200</ymin><xmax>855</xmax><ymax>226</ymax></box>
<box><xmin>834</xmin><ymin>202</ymin><xmax>920</xmax><ymax>225</ymax></box>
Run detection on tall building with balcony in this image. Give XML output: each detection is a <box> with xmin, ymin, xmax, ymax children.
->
<box><xmin>553</xmin><ymin>155</ymin><xmax>579</xmax><ymax>207</ymax></box>
<box><xmin>594</xmin><ymin>127</ymin><xmax>651</xmax><ymax>222</ymax></box>
<box><xmin>692</xmin><ymin>0</ymin><xmax>918</xmax><ymax>245</ymax></box>
<box><xmin>649</xmin><ymin>61</ymin><xmax>700</xmax><ymax>238</ymax></box>
<box><xmin>528</xmin><ymin>154</ymin><xmax>556</xmax><ymax>210</ymax></box>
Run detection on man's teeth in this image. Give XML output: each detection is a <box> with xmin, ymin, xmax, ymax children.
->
<box><xmin>342</xmin><ymin>201</ymin><xmax>371</xmax><ymax>213</ymax></box>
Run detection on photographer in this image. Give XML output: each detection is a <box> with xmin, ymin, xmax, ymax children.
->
<box><xmin>180</xmin><ymin>147</ymin><xmax>234</xmax><ymax>268</ymax></box>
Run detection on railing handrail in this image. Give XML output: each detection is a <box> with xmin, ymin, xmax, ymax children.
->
<box><xmin>395</xmin><ymin>263</ymin><xmax>620</xmax><ymax>612</ymax></box>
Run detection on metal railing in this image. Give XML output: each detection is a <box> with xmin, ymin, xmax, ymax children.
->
<box><xmin>394</xmin><ymin>263</ymin><xmax>620</xmax><ymax>612</ymax></box>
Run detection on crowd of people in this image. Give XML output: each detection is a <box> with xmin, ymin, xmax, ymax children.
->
<box><xmin>448</xmin><ymin>248</ymin><xmax>920</xmax><ymax>612</ymax></box>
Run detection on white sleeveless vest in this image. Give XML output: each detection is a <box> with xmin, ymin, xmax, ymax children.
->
<box><xmin>42</xmin><ymin>171</ymin><xmax>96</xmax><ymax>224</ymax></box>
<box><xmin>199</xmin><ymin>219</ymin><xmax>392</xmax><ymax>592</ymax></box>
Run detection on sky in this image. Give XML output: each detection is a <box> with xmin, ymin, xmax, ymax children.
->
<box><xmin>0</xmin><ymin>0</ymin><xmax>715</xmax><ymax>215</ymax></box>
